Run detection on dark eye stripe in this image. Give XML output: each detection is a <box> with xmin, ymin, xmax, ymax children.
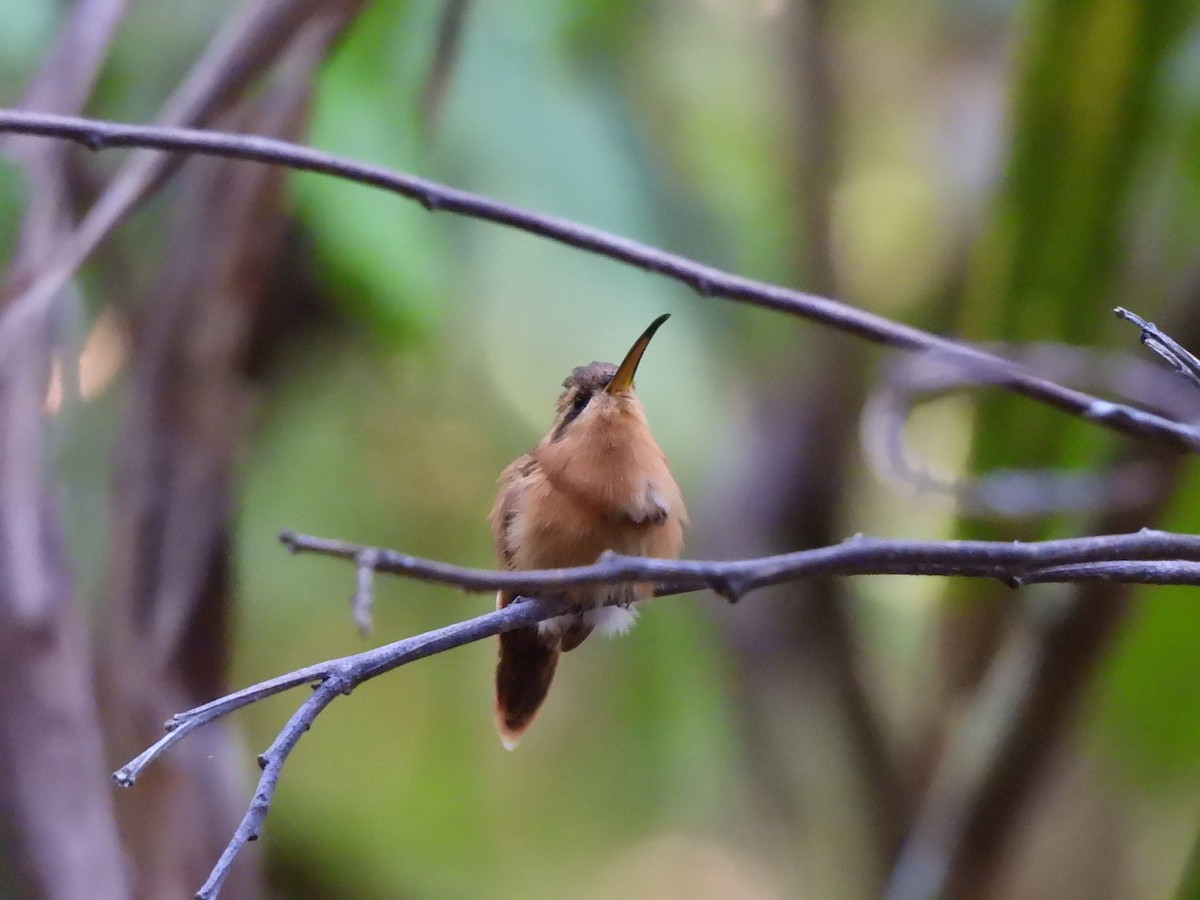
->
<box><xmin>551</xmin><ymin>389</ymin><xmax>592</xmax><ymax>442</ymax></box>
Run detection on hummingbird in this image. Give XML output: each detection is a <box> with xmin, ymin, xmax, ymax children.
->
<box><xmin>489</xmin><ymin>314</ymin><xmax>687</xmax><ymax>749</ymax></box>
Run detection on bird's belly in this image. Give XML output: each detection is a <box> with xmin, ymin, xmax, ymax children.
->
<box><xmin>510</xmin><ymin>490</ymin><xmax>677</xmax><ymax>608</ymax></box>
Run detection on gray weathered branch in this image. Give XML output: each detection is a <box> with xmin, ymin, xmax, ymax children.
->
<box><xmin>0</xmin><ymin>109</ymin><xmax>1198</xmax><ymax>453</ymax></box>
<box><xmin>112</xmin><ymin>525</ymin><xmax>1200</xmax><ymax>896</ymax></box>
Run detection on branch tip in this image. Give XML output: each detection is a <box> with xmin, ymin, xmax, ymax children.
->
<box><xmin>1115</xmin><ymin>306</ymin><xmax>1200</xmax><ymax>393</ymax></box>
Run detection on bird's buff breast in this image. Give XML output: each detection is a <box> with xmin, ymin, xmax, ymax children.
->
<box><xmin>507</xmin><ymin>472</ymin><xmax>681</xmax><ymax>609</ymax></box>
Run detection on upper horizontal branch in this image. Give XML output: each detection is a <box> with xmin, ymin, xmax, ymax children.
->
<box><xmin>280</xmin><ymin>528</ymin><xmax>1200</xmax><ymax>599</ymax></box>
<box><xmin>1</xmin><ymin>108</ymin><xmax>1198</xmax><ymax>452</ymax></box>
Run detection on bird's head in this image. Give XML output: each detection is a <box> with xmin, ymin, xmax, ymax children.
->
<box><xmin>543</xmin><ymin>314</ymin><xmax>670</xmax><ymax>444</ymax></box>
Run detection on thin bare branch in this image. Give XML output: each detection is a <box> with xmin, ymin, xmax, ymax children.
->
<box><xmin>1115</xmin><ymin>306</ymin><xmax>1200</xmax><ymax>392</ymax></box>
<box><xmin>281</xmin><ymin>528</ymin><xmax>1200</xmax><ymax>595</ymax></box>
<box><xmin>861</xmin><ymin>343</ymin><xmax>1200</xmax><ymax>516</ymax></box>
<box><xmin>889</xmin><ymin>311</ymin><xmax>1200</xmax><ymax>900</ymax></box>
<box><xmin>1016</xmin><ymin>559</ymin><xmax>1200</xmax><ymax>584</ymax></box>
<box><xmin>115</xmin><ymin>597</ymin><xmax>559</xmax><ymax>897</ymax></box>
<box><xmin>0</xmin><ymin>0</ymin><xmax>348</xmax><ymax>361</ymax></box>
<box><xmin>112</xmin><ymin>597</ymin><xmax>554</xmax><ymax>788</ymax></box>
<box><xmin>0</xmin><ymin>110</ymin><xmax>1198</xmax><ymax>453</ymax></box>
<box><xmin>118</xmin><ymin>521</ymin><xmax>1200</xmax><ymax>897</ymax></box>
<box><xmin>195</xmin><ymin>680</ymin><xmax>341</xmax><ymax>900</ymax></box>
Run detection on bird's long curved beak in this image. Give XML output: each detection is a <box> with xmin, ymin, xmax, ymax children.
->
<box><xmin>606</xmin><ymin>314</ymin><xmax>670</xmax><ymax>394</ymax></box>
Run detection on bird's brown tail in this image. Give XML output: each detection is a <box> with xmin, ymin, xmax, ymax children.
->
<box><xmin>494</xmin><ymin>592</ymin><xmax>559</xmax><ymax>749</ymax></box>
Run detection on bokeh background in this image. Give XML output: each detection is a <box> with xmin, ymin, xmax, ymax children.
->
<box><xmin>2</xmin><ymin>1</ymin><xmax>1200</xmax><ymax>898</ymax></box>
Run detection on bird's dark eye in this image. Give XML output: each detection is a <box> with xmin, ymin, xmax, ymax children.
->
<box><xmin>571</xmin><ymin>390</ymin><xmax>592</xmax><ymax>413</ymax></box>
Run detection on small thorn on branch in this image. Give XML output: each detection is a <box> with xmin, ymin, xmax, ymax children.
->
<box><xmin>710</xmin><ymin>573</ymin><xmax>748</xmax><ymax>604</ymax></box>
<box><xmin>81</xmin><ymin>129</ymin><xmax>108</xmax><ymax>151</ymax></box>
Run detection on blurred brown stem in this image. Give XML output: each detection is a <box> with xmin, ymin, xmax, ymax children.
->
<box><xmin>0</xmin><ymin>0</ymin><xmax>130</xmax><ymax>896</ymax></box>
<box><xmin>98</xmin><ymin>7</ymin><xmax>363</xmax><ymax>897</ymax></box>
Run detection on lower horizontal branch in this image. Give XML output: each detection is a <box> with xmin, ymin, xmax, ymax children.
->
<box><xmin>115</xmin><ymin>525</ymin><xmax>1200</xmax><ymax>897</ymax></box>
<box><xmin>280</xmin><ymin>528</ymin><xmax>1200</xmax><ymax>599</ymax></box>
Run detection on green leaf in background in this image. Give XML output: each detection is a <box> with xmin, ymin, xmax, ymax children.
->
<box><xmin>0</xmin><ymin>0</ymin><xmax>55</xmax><ymax>86</ymax></box>
<box><xmin>292</xmin><ymin>1</ymin><xmax>448</xmax><ymax>345</ymax></box>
